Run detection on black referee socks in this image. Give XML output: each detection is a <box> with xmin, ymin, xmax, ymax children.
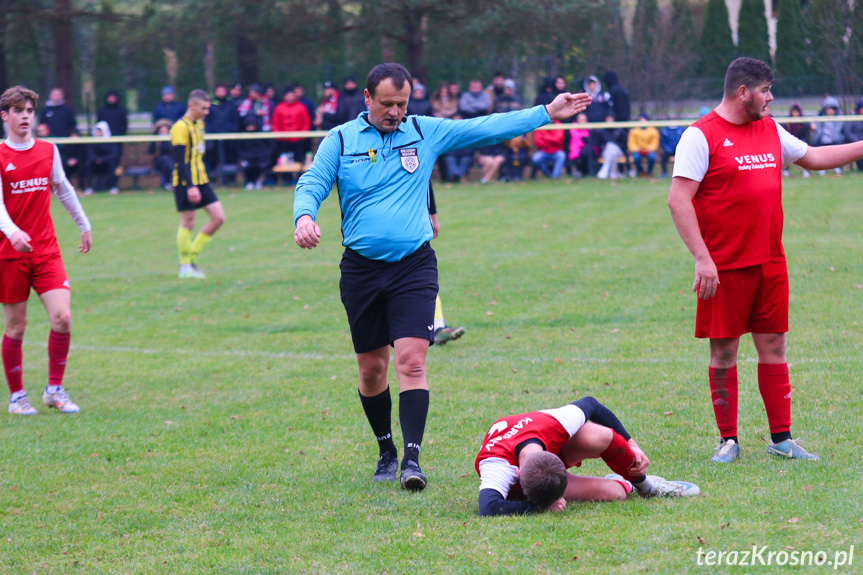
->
<box><xmin>358</xmin><ymin>387</ymin><xmax>397</xmax><ymax>457</ymax></box>
<box><xmin>399</xmin><ymin>388</ymin><xmax>429</xmax><ymax>464</ymax></box>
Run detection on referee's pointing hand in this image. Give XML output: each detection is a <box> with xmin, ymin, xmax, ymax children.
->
<box><xmin>294</xmin><ymin>214</ymin><xmax>322</xmax><ymax>249</ymax></box>
<box><xmin>545</xmin><ymin>92</ymin><xmax>593</xmax><ymax>122</ymax></box>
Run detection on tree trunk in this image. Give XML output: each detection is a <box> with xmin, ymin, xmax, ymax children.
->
<box><xmin>0</xmin><ymin>12</ymin><xmax>7</xmax><ymax>90</ymax></box>
<box><xmin>53</xmin><ymin>0</ymin><xmax>75</xmax><ymax>107</ymax></box>
<box><xmin>236</xmin><ymin>34</ymin><xmax>259</xmax><ymax>86</ymax></box>
<box><xmin>404</xmin><ymin>15</ymin><xmax>425</xmax><ymax>81</ymax></box>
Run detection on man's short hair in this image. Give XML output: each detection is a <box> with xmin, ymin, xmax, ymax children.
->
<box><xmin>366</xmin><ymin>63</ymin><xmax>413</xmax><ymax>98</ymax></box>
<box><xmin>188</xmin><ymin>89</ymin><xmax>210</xmax><ymax>104</ymax></box>
<box><xmin>723</xmin><ymin>57</ymin><xmax>774</xmax><ymax>98</ymax></box>
<box><xmin>520</xmin><ymin>451</ymin><xmax>567</xmax><ymax>509</ymax></box>
<box><xmin>1</xmin><ymin>86</ymin><xmax>39</xmax><ymax>113</ymax></box>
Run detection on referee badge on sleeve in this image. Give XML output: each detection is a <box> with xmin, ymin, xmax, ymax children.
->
<box><xmin>399</xmin><ymin>148</ymin><xmax>419</xmax><ymax>173</ymax></box>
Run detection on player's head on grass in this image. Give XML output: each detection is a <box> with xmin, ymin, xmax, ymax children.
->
<box><xmin>520</xmin><ymin>451</ymin><xmax>567</xmax><ymax>509</ymax></box>
<box><xmin>365</xmin><ymin>63</ymin><xmax>412</xmax><ymax>133</ymax></box>
<box><xmin>0</xmin><ymin>85</ymin><xmax>39</xmax><ymax>142</ymax></box>
<box><xmin>723</xmin><ymin>57</ymin><xmax>774</xmax><ymax>122</ymax></box>
<box><xmin>185</xmin><ymin>89</ymin><xmax>211</xmax><ymax>122</ymax></box>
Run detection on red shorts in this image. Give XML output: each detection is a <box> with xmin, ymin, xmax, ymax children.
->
<box><xmin>695</xmin><ymin>261</ymin><xmax>788</xmax><ymax>339</ymax></box>
<box><xmin>0</xmin><ymin>252</ymin><xmax>69</xmax><ymax>304</ymax></box>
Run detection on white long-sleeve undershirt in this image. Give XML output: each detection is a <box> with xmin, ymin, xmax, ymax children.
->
<box><xmin>0</xmin><ymin>138</ymin><xmax>91</xmax><ymax>240</ymax></box>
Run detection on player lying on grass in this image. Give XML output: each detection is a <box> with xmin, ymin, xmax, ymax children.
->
<box><xmin>475</xmin><ymin>396</ymin><xmax>700</xmax><ymax>516</ymax></box>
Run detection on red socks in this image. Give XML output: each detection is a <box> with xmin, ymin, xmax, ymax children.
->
<box><xmin>709</xmin><ymin>366</ymin><xmax>739</xmax><ymax>438</ymax></box>
<box><xmin>758</xmin><ymin>362</ymin><xmax>791</xmax><ymax>434</ymax></box>
<box><xmin>48</xmin><ymin>330</ymin><xmax>70</xmax><ymax>388</ymax></box>
<box><xmin>600</xmin><ymin>431</ymin><xmax>640</xmax><ymax>482</ymax></box>
<box><xmin>2</xmin><ymin>335</ymin><xmax>23</xmax><ymax>394</ymax></box>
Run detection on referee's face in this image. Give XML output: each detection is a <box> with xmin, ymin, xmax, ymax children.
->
<box><xmin>364</xmin><ymin>78</ymin><xmax>411</xmax><ymax>133</ymax></box>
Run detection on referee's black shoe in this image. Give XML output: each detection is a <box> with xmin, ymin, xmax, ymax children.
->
<box><xmin>400</xmin><ymin>459</ymin><xmax>428</xmax><ymax>491</ymax></box>
<box><xmin>373</xmin><ymin>451</ymin><xmax>399</xmax><ymax>482</ymax></box>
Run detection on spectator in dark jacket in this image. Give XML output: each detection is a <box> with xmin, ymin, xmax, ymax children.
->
<box><xmin>843</xmin><ymin>100</ymin><xmax>863</xmax><ymax>171</ymax></box>
<box><xmin>316</xmin><ymin>81</ymin><xmax>340</xmax><ymax>130</ymax></box>
<box><xmin>148</xmin><ymin>120</ymin><xmax>174</xmax><ymax>191</ymax></box>
<box><xmin>406</xmin><ymin>82</ymin><xmax>433</xmax><ymax>117</ymax></box>
<box><xmin>781</xmin><ymin>104</ymin><xmax>811</xmax><ymax>177</ymax></box>
<box><xmin>583</xmin><ymin>75</ymin><xmax>613</xmax><ymax>123</ymax></box>
<box><xmin>83</xmin><ymin>121</ymin><xmax>120</xmax><ymax>195</ymax></box>
<box><xmin>335</xmin><ymin>76</ymin><xmax>367</xmax><ymax>125</ymax></box>
<box><xmin>60</xmin><ymin>129</ymin><xmax>86</xmax><ymax>190</ymax></box>
<box><xmin>458</xmin><ymin>79</ymin><xmax>492</xmax><ymax>119</ymax></box>
<box><xmin>603</xmin><ymin>71</ymin><xmax>630</xmax><ymax>122</ymax></box>
<box><xmin>493</xmin><ymin>79</ymin><xmax>523</xmax><ymax>114</ymax></box>
<box><xmin>533</xmin><ymin>77</ymin><xmax>557</xmax><ymax>107</ymax></box>
<box><xmin>97</xmin><ymin>90</ymin><xmax>128</xmax><ymax>137</ymax></box>
<box><xmin>206</xmin><ymin>83</ymin><xmax>241</xmax><ymax>171</ymax></box>
<box><xmin>293</xmin><ymin>84</ymin><xmax>317</xmax><ymax>126</ymax></box>
<box><xmin>812</xmin><ymin>96</ymin><xmax>845</xmax><ymax>175</ymax></box>
<box><xmin>39</xmin><ymin>88</ymin><xmax>77</xmax><ymax>137</ymax></box>
<box><xmin>152</xmin><ymin>86</ymin><xmax>185</xmax><ymax>124</ymax></box>
<box><xmin>237</xmin><ymin>115</ymin><xmax>275</xmax><ymax>190</ymax></box>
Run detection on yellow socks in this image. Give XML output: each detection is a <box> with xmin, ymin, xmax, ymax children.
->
<box><xmin>189</xmin><ymin>231</ymin><xmax>213</xmax><ymax>262</ymax></box>
<box><xmin>177</xmin><ymin>227</ymin><xmax>192</xmax><ymax>265</ymax></box>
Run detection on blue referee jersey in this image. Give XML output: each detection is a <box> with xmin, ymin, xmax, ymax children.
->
<box><xmin>293</xmin><ymin>106</ymin><xmax>551</xmax><ymax>262</ymax></box>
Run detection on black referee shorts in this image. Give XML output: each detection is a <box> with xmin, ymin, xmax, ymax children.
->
<box><xmin>174</xmin><ymin>183</ymin><xmax>219</xmax><ymax>212</ymax></box>
<box><xmin>339</xmin><ymin>242</ymin><xmax>439</xmax><ymax>354</ymax></box>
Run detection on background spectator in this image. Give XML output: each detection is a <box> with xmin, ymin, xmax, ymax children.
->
<box><xmin>39</xmin><ymin>88</ymin><xmax>77</xmax><ymax>137</ymax></box>
<box><xmin>553</xmin><ymin>75</ymin><xmax>567</xmax><ymax>93</ymax></box>
<box><xmin>583</xmin><ymin>75</ymin><xmax>613</xmax><ymax>123</ymax></box>
<box><xmin>152</xmin><ymin>86</ymin><xmax>185</xmax><ymax>124</ymax></box>
<box><xmin>237</xmin><ymin>116</ymin><xmax>275</xmax><ymax>190</ymax></box>
<box><xmin>501</xmin><ymin>132</ymin><xmax>533</xmax><ymax>182</ymax></box>
<box><xmin>431</xmin><ymin>84</ymin><xmax>458</xmax><ymax>119</ymax></box>
<box><xmin>531</xmin><ymin>121</ymin><xmax>566</xmax><ymax>179</ymax></box>
<box><xmin>447</xmin><ymin>81</ymin><xmax>460</xmax><ymax>101</ymax></box>
<box><xmin>293</xmin><ymin>84</ymin><xmax>316</xmax><ymax>126</ymax></box>
<box><xmin>334</xmin><ymin>76</ymin><xmax>367</xmax><ymax>125</ymax></box>
<box><xmin>148</xmin><ymin>119</ymin><xmax>174</xmax><ymax>191</ymax></box>
<box><xmin>627</xmin><ymin>113</ymin><xmax>659</xmax><ymax>177</ymax></box>
<box><xmin>238</xmin><ymin>83</ymin><xmax>273</xmax><ymax>132</ymax></box>
<box><xmin>534</xmin><ymin>77</ymin><xmax>557</xmax><ymax>107</ymax></box>
<box><xmin>603</xmin><ymin>71</ymin><xmax>630</xmax><ymax>122</ymax></box>
<box><xmin>812</xmin><ymin>96</ymin><xmax>845</xmax><ymax>175</ymax></box>
<box><xmin>316</xmin><ymin>80</ymin><xmax>340</xmax><ymax>130</ymax></box>
<box><xmin>476</xmin><ymin>143</ymin><xmax>505</xmax><ymax>183</ymax></box>
<box><xmin>441</xmin><ymin>113</ymin><xmax>474</xmax><ymax>182</ymax></box>
<box><xmin>205</xmin><ymin>83</ymin><xmax>241</xmax><ymax>175</ymax></box>
<box><xmin>272</xmin><ymin>86</ymin><xmax>312</xmax><ymax>165</ymax></box>
<box><xmin>659</xmin><ymin>118</ymin><xmax>686</xmax><ymax>178</ymax></box>
<box><xmin>568</xmin><ymin>113</ymin><xmax>591</xmax><ymax>177</ymax></box>
<box><xmin>485</xmin><ymin>71</ymin><xmax>506</xmax><ymax>110</ymax></box>
<box><xmin>458</xmin><ymin>79</ymin><xmax>491</xmax><ymax>119</ymax></box>
<box><xmin>782</xmin><ymin>104</ymin><xmax>811</xmax><ymax>177</ymax></box>
<box><xmin>406</xmin><ymin>82</ymin><xmax>433</xmax><ymax>117</ymax></box>
<box><xmin>843</xmin><ymin>100</ymin><xmax>863</xmax><ymax>172</ymax></box>
<box><xmin>59</xmin><ymin>129</ymin><xmax>85</xmax><ymax>190</ymax></box>
<box><xmin>83</xmin><ymin>121</ymin><xmax>120</xmax><ymax>195</ymax></box>
<box><xmin>229</xmin><ymin>83</ymin><xmax>244</xmax><ymax>101</ymax></box>
<box><xmin>595</xmin><ymin>114</ymin><xmax>626</xmax><ymax>180</ymax></box>
<box><xmin>492</xmin><ymin>79</ymin><xmax>522</xmax><ymax>114</ymax></box>
<box><xmin>96</xmin><ymin>90</ymin><xmax>128</xmax><ymax>139</ymax></box>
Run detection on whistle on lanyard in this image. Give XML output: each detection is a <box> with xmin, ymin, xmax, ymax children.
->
<box><xmin>368</xmin><ymin>149</ymin><xmax>377</xmax><ymax>163</ymax></box>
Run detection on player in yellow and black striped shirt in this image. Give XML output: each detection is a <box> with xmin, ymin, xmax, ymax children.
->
<box><xmin>170</xmin><ymin>89</ymin><xmax>225</xmax><ymax>279</ymax></box>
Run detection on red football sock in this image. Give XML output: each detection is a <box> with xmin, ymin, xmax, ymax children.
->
<box><xmin>709</xmin><ymin>365</ymin><xmax>739</xmax><ymax>438</ymax></box>
<box><xmin>48</xmin><ymin>330</ymin><xmax>71</xmax><ymax>388</ymax></box>
<box><xmin>2</xmin><ymin>335</ymin><xmax>24</xmax><ymax>394</ymax></box>
<box><xmin>758</xmin><ymin>363</ymin><xmax>791</xmax><ymax>434</ymax></box>
<box><xmin>600</xmin><ymin>431</ymin><xmax>640</xmax><ymax>482</ymax></box>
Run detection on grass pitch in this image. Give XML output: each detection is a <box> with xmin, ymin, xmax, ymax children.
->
<box><xmin>1</xmin><ymin>174</ymin><xmax>862</xmax><ymax>574</ymax></box>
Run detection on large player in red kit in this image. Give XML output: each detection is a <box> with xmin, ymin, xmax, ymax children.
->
<box><xmin>475</xmin><ymin>396</ymin><xmax>700</xmax><ymax>516</ymax></box>
<box><xmin>668</xmin><ymin>59</ymin><xmax>863</xmax><ymax>462</ymax></box>
<box><xmin>0</xmin><ymin>86</ymin><xmax>92</xmax><ymax>416</ymax></box>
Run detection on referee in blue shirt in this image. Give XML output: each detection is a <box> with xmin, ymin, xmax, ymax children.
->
<box><xmin>294</xmin><ymin>63</ymin><xmax>591</xmax><ymax>491</ymax></box>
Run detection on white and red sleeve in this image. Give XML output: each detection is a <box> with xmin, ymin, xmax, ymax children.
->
<box><xmin>776</xmin><ymin>123</ymin><xmax>808</xmax><ymax>167</ymax></box>
<box><xmin>51</xmin><ymin>143</ymin><xmax>91</xmax><ymax>233</ymax></box>
<box><xmin>540</xmin><ymin>404</ymin><xmax>587</xmax><ymax>438</ymax></box>
<box><xmin>0</xmin><ymin>170</ymin><xmax>22</xmax><ymax>238</ymax></box>
<box><xmin>671</xmin><ymin>126</ymin><xmax>710</xmax><ymax>182</ymax></box>
<box><xmin>478</xmin><ymin>457</ymin><xmax>519</xmax><ymax>498</ymax></box>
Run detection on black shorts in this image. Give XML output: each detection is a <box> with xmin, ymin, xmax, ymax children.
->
<box><xmin>174</xmin><ymin>182</ymin><xmax>219</xmax><ymax>212</ymax></box>
<box><xmin>339</xmin><ymin>242</ymin><xmax>439</xmax><ymax>354</ymax></box>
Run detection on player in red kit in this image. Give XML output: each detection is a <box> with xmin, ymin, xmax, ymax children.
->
<box><xmin>0</xmin><ymin>86</ymin><xmax>92</xmax><ymax>415</ymax></box>
<box><xmin>475</xmin><ymin>396</ymin><xmax>700</xmax><ymax>516</ymax></box>
<box><xmin>669</xmin><ymin>58</ymin><xmax>863</xmax><ymax>462</ymax></box>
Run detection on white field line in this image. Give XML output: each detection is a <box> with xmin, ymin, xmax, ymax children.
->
<box><xmin>21</xmin><ymin>341</ymin><xmax>859</xmax><ymax>366</ymax></box>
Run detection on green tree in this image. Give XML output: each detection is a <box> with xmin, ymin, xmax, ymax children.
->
<box><xmin>805</xmin><ymin>0</ymin><xmax>858</xmax><ymax>98</ymax></box>
<box><xmin>774</xmin><ymin>0</ymin><xmax>809</xmax><ymax>95</ymax></box>
<box><xmin>700</xmin><ymin>0</ymin><xmax>735</xmax><ymax>84</ymax></box>
<box><xmin>737</xmin><ymin>0</ymin><xmax>770</xmax><ymax>63</ymax></box>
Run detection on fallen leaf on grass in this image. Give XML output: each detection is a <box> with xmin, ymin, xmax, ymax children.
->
<box><xmin>534</xmin><ymin>542</ymin><xmax>541</xmax><ymax>547</ymax></box>
<box><xmin>785</xmin><ymin>546</ymin><xmax>795</xmax><ymax>551</ymax></box>
<box><xmin>804</xmin><ymin>485</ymin><xmax>812</xmax><ymax>491</ymax></box>
<box><xmin>486</xmin><ymin>311</ymin><xmax>494</xmax><ymax>315</ymax></box>
<box><xmin>787</xmin><ymin>517</ymin><xmax>799</xmax><ymax>523</ymax></box>
<box><xmin>413</xmin><ymin>531</ymin><xmax>423</xmax><ymax>538</ymax></box>
<box><xmin>720</xmin><ymin>523</ymin><xmax>730</xmax><ymax>529</ymax></box>
<box><xmin>697</xmin><ymin>536</ymin><xmax>706</xmax><ymax>544</ymax></box>
<box><xmin>664</xmin><ymin>411</ymin><xmax>673</xmax><ymax>416</ymax></box>
<box><xmin>572</xmin><ymin>556</ymin><xmax>578</xmax><ymax>562</ymax></box>
<box><xmin>230</xmin><ymin>415</ymin><xmax>239</xmax><ymax>420</ymax></box>
<box><xmin>603</xmin><ymin>292</ymin><xmax>609</xmax><ymax>298</ymax></box>
<box><xmin>555</xmin><ymin>358</ymin><xmax>562</xmax><ymax>364</ymax></box>
<box><xmin>459</xmin><ymin>473</ymin><xmax>470</xmax><ymax>478</ymax></box>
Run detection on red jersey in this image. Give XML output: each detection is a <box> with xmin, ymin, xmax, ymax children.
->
<box><xmin>688</xmin><ymin>112</ymin><xmax>784</xmax><ymax>271</ymax></box>
<box><xmin>0</xmin><ymin>140</ymin><xmax>59</xmax><ymax>260</ymax></box>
